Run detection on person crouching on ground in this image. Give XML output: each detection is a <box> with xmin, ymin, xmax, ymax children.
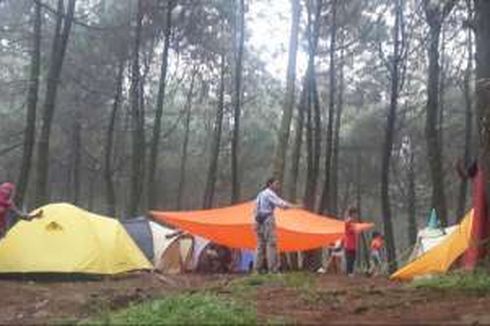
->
<box><xmin>254</xmin><ymin>177</ymin><xmax>299</xmax><ymax>274</ymax></box>
<box><xmin>369</xmin><ymin>231</ymin><xmax>384</xmax><ymax>276</ymax></box>
<box><xmin>344</xmin><ymin>207</ymin><xmax>359</xmax><ymax>277</ymax></box>
<box><xmin>0</xmin><ymin>182</ymin><xmax>42</xmax><ymax>238</ymax></box>
<box><xmin>325</xmin><ymin>239</ymin><xmax>344</xmax><ymax>274</ymax></box>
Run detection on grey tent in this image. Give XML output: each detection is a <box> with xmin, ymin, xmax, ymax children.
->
<box><xmin>121</xmin><ymin>217</ymin><xmax>154</xmax><ymax>261</ymax></box>
<box><xmin>121</xmin><ymin>217</ymin><xmax>194</xmax><ymax>274</ymax></box>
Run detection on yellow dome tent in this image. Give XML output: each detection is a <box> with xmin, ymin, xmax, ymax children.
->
<box><xmin>0</xmin><ymin>203</ymin><xmax>151</xmax><ymax>274</ymax></box>
<box><xmin>390</xmin><ymin>210</ymin><xmax>474</xmax><ymax>281</ymax></box>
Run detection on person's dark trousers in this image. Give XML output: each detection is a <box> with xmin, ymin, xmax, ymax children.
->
<box><xmin>345</xmin><ymin>249</ymin><xmax>356</xmax><ymax>275</ymax></box>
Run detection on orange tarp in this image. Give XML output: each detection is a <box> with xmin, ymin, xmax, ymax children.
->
<box><xmin>150</xmin><ymin>202</ymin><xmax>373</xmax><ymax>252</ymax></box>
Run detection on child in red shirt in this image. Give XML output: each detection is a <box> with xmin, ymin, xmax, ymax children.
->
<box><xmin>369</xmin><ymin>231</ymin><xmax>384</xmax><ymax>276</ymax></box>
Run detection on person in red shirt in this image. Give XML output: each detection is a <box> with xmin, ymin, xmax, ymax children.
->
<box><xmin>344</xmin><ymin>207</ymin><xmax>358</xmax><ymax>276</ymax></box>
<box><xmin>0</xmin><ymin>182</ymin><xmax>42</xmax><ymax>237</ymax></box>
<box><xmin>369</xmin><ymin>231</ymin><xmax>384</xmax><ymax>276</ymax></box>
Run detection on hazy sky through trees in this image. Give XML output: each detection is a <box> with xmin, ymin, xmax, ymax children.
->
<box><xmin>249</xmin><ymin>0</ymin><xmax>307</xmax><ymax>81</ymax></box>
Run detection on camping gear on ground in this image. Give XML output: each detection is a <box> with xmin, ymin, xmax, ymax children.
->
<box><xmin>195</xmin><ymin>243</ymin><xmax>232</xmax><ymax>273</ymax></box>
<box><xmin>187</xmin><ymin>236</ymin><xmax>255</xmax><ymax>273</ymax></box>
<box><xmin>0</xmin><ymin>203</ymin><xmax>151</xmax><ymax>275</ymax></box>
<box><xmin>121</xmin><ymin>217</ymin><xmax>194</xmax><ymax>274</ymax></box>
<box><xmin>390</xmin><ymin>210</ymin><xmax>474</xmax><ymax>281</ymax></box>
<box><xmin>237</xmin><ymin>249</ymin><xmax>255</xmax><ymax>272</ymax></box>
<box><xmin>151</xmin><ymin>202</ymin><xmax>373</xmax><ymax>252</ymax></box>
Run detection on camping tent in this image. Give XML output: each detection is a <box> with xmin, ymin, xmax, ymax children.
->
<box><xmin>0</xmin><ymin>203</ymin><xmax>151</xmax><ymax>274</ymax></box>
<box><xmin>407</xmin><ymin>209</ymin><xmax>459</xmax><ymax>261</ymax></box>
<box><xmin>151</xmin><ymin>202</ymin><xmax>373</xmax><ymax>252</ymax></box>
<box><xmin>122</xmin><ymin>217</ymin><xmax>155</xmax><ymax>260</ymax></box>
<box><xmin>150</xmin><ymin>221</ymin><xmax>193</xmax><ymax>273</ymax></box>
<box><xmin>390</xmin><ymin>210</ymin><xmax>474</xmax><ymax>281</ymax></box>
<box><xmin>122</xmin><ymin>217</ymin><xmax>194</xmax><ymax>274</ymax></box>
<box><xmin>409</xmin><ymin>226</ymin><xmax>458</xmax><ymax>260</ymax></box>
<box><xmin>122</xmin><ymin>218</ymin><xmax>254</xmax><ymax>274</ymax></box>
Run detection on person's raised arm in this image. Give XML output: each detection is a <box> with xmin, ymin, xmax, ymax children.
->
<box><xmin>13</xmin><ymin>206</ymin><xmax>42</xmax><ymax>221</ymax></box>
<box><xmin>267</xmin><ymin>191</ymin><xmax>300</xmax><ymax>209</ymax></box>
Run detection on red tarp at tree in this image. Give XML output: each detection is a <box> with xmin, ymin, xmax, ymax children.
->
<box><xmin>150</xmin><ymin>202</ymin><xmax>373</xmax><ymax>252</ymax></box>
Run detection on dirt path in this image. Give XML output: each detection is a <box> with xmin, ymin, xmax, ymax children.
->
<box><xmin>256</xmin><ymin>275</ymin><xmax>490</xmax><ymax>324</ymax></box>
<box><xmin>0</xmin><ymin>273</ymin><xmax>231</xmax><ymax>324</ymax></box>
<box><xmin>1</xmin><ymin>273</ymin><xmax>490</xmax><ymax>324</ymax></box>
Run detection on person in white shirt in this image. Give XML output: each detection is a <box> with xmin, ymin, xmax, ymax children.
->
<box><xmin>254</xmin><ymin>177</ymin><xmax>298</xmax><ymax>273</ymax></box>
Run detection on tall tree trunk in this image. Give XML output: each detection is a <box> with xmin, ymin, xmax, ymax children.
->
<box><xmin>88</xmin><ymin>170</ymin><xmax>96</xmax><ymax>211</ymax></box>
<box><xmin>426</xmin><ymin>23</ymin><xmax>447</xmax><ymax>226</ymax></box>
<box><xmin>231</xmin><ymin>0</ymin><xmax>245</xmax><ymax>204</ymax></box>
<box><xmin>301</xmin><ymin>2</ymin><xmax>324</xmax><ymax>267</ymax></box>
<box><xmin>177</xmin><ymin>71</ymin><xmax>197</xmax><ymax>210</ymax></box>
<box><xmin>302</xmin><ymin>83</ymin><xmax>317</xmax><ymax>271</ymax></box>
<box><xmin>457</xmin><ymin>0</ymin><xmax>474</xmax><ymax>221</ymax></box>
<box><xmin>272</xmin><ymin>0</ymin><xmax>301</xmax><ymax>186</ymax></box>
<box><xmin>290</xmin><ymin>0</ymin><xmax>322</xmax><ymax>203</ymax></box>
<box><xmin>356</xmin><ymin>152</ymin><xmax>370</xmax><ymax>268</ymax></box>
<box><xmin>304</xmin><ymin>75</ymin><xmax>321</xmax><ymax>210</ymax></box>
<box><xmin>319</xmin><ymin>0</ymin><xmax>337</xmax><ymax>214</ymax></box>
<box><xmin>148</xmin><ymin>0</ymin><xmax>174</xmax><ymax>209</ymax></box>
<box><xmin>423</xmin><ymin>0</ymin><xmax>456</xmax><ymax>227</ymax></box>
<box><xmin>289</xmin><ymin>78</ymin><xmax>307</xmax><ymax>201</ymax></box>
<box><xmin>331</xmin><ymin>32</ymin><xmax>344</xmax><ymax>216</ymax></box>
<box><xmin>16</xmin><ymin>0</ymin><xmax>41</xmax><ymax>207</ymax></box>
<box><xmin>306</xmin><ymin>0</ymin><xmax>323</xmax><ymax>210</ymax></box>
<box><xmin>475</xmin><ymin>0</ymin><xmax>490</xmax><ymax>220</ymax></box>
<box><xmin>407</xmin><ymin>147</ymin><xmax>417</xmax><ymax>245</ymax></box>
<box><xmin>34</xmin><ymin>0</ymin><xmax>76</xmax><ymax>207</ymax></box>
<box><xmin>439</xmin><ymin>24</ymin><xmax>446</xmax><ymax>150</ymax></box>
<box><xmin>105</xmin><ymin>60</ymin><xmax>124</xmax><ymax>217</ymax></box>
<box><xmin>128</xmin><ymin>0</ymin><xmax>144</xmax><ymax>217</ymax></box>
<box><xmin>381</xmin><ymin>0</ymin><xmax>403</xmax><ymax>273</ymax></box>
<box><xmin>304</xmin><ymin>77</ymin><xmax>314</xmax><ymax>209</ymax></box>
<box><xmin>312</xmin><ymin>76</ymin><xmax>322</xmax><ymax>203</ymax></box>
<box><xmin>203</xmin><ymin>53</ymin><xmax>226</xmax><ymax>209</ymax></box>
<box><xmin>71</xmin><ymin>118</ymin><xmax>81</xmax><ymax>205</ymax></box>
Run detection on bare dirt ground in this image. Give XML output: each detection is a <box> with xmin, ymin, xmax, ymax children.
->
<box><xmin>256</xmin><ymin>275</ymin><xmax>490</xmax><ymax>324</ymax></box>
<box><xmin>1</xmin><ymin>272</ymin><xmax>490</xmax><ymax>324</ymax></box>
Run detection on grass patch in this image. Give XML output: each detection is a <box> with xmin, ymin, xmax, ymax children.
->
<box><xmin>229</xmin><ymin>272</ymin><xmax>314</xmax><ymax>290</ymax></box>
<box><xmin>87</xmin><ymin>292</ymin><xmax>256</xmax><ymax>325</ymax></box>
<box><xmin>283</xmin><ymin>272</ymin><xmax>314</xmax><ymax>289</ymax></box>
<box><xmin>266</xmin><ymin>315</ymin><xmax>294</xmax><ymax>325</ymax></box>
<box><xmin>412</xmin><ymin>270</ymin><xmax>490</xmax><ymax>293</ymax></box>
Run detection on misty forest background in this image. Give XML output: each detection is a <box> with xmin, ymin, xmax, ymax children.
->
<box><xmin>2</xmin><ymin>0</ymin><xmax>490</xmax><ymax>272</ymax></box>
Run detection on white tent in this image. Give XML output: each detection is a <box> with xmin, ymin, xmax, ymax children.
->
<box><xmin>149</xmin><ymin>221</ymin><xmax>193</xmax><ymax>273</ymax></box>
<box><xmin>409</xmin><ymin>225</ymin><xmax>458</xmax><ymax>261</ymax></box>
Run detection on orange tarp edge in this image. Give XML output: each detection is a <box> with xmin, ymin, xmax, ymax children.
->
<box><xmin>150</xmin><ymin>202</ymin><xmax>373</xmax><ymax>252</ymax></box>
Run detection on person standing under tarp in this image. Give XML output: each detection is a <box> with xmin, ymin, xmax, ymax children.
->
<box><xmin>254</xmin><ymin>177</ymin><xmax>297</xmax><ymax>273</ymax></box>
<box><xmin>344</xmin><ymin>207</ymin><xmax>359</xmax><ymax>277</ymax></box>
<box><xmin>0</xmin><ymin>182</ymin><xmax>42</xmax><ymax>238</ymax></box>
